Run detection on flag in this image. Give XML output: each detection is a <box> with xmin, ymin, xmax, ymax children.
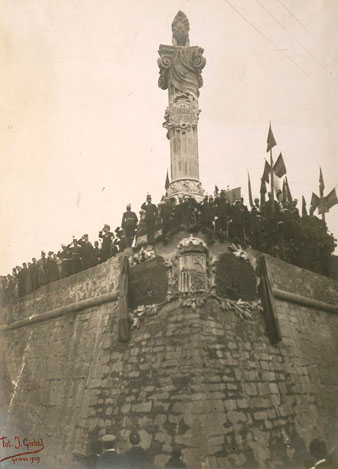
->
<box><xmin>165</xmin><ymin>170</ymin><xmax>170</xmax><ymax>190</ymax></box>
<box><xmin>274</xmin><ymin>153</ymin><xmax>287</xmax><ymax>178</ymax></box>
<box><xmin>302</xmin><ymin>196</ymin><xmax>307</xmax><ymax>217</ymax></box>
<box><xmin>263</xmin><ymin>163</ymin><xmax>281</xmax><ymax>195</ymax></box>
<box><xmin>285</xmin><ymin>177</ymin><xmax>293</xmax><ymax>203</ymax></box>
<box><xmin>225</xmin><ymin>187</ymin><xmax>241</xmax><ymax>204</ymax></box>
<box><xmin>263</xmin><ymin>160</ymin><xmax>270</xmax><ymax>183</ymax></box>
<box><xmin>310</xmin><ymin>192</ymin><xmax>320</xmax><ymax>215</ymax></box>
<box><xmin>324</xmin><ymin>187</ymin><xmax>338</xmax><ymax>212</ymax></box>
<box><xmin>319</xmin><ymin>167</ymin><xmax>325</xmax><ymax>196</ymax></box>
<box><xmin>273</xmin><ymin>173</ymin><xmax>281</xmax><ymax>195</ymax></box>
<box><xmin>266</xmin><ymin>123</ymin><xmax>277</xmax><ymax>152</ymax></box>
<box><xmin>248</xmin><ymin>173</ymin><xmax>253</xmax><ymax>208</ymax></box>
<box><xmin>231</xmin><ymin>187</ymin><xmax>241</xmax><ymax>203</ymax></box>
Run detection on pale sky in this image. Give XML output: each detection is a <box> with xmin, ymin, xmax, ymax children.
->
<box><xmin>1</xmin><ymin>0</ymin><xmax>338</xmax><ymax>275</ymax></box>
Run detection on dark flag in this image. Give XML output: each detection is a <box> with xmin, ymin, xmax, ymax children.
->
<box><xmin>266</xmin><ymin>123</ymin><xmax>277</xmax><ymax>152</ymax></box>
<box><xmin>274</xmin><ymin>153</ymin><xmax>287</xmax><ymax>178</ymax></box>
<box><xmin>301</xmin><ymin>196</ymin><xmax>307</xmax><ymax>217</ymax></box>
<box><xmin>248</xmin><ymin>173</ymin><xmax>254</xmax><ymax>208</ymax></box>
<box><xmin>165</xmin><ymin>170</ymin><xmax>170</xmax><ymax>190</ymax></box>
<box><xmin>310</xmin><ymin>192</ymin><xmax>320</xmax><ymax>215</ymax></box>
<box><xmin>324</xmin><ymin>187</ymin><xmax>338</xmax><ymax>212</ymax></box>
<box><xmin>263</xmin><ymin>160</ymin><xmax>270</xmax><ymax>183</ymax></box>
<box><xmin>319</xmin><ymin>167</ymin><xmax>325</xmax><ymax>196</ymax></box>
<box><xmin>285</xmin><ymin>176</ymin><xmax>293</xmax><ymax>203</ymax></box>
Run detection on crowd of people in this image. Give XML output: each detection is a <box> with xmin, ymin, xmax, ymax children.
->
<box><xmin>1</xmin><ymin>189</ymin><xmax>336</xmax><ymax>305</ymax></box>
<box><xmin>73</xmin><ymin>433</ymin><xmax>338</xmax><ymax>468</ymax></box>
<box><xmin>73</xmin><ymin>432</ymin><xmax>186</xmax><ymax>469</ymax></box>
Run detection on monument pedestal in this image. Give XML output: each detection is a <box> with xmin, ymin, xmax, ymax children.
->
<box><xmin>167</xmin><ymin>178</ymin><xmax>204</xmax><ymax>201</ymax></box>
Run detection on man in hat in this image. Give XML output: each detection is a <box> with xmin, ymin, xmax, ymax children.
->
<box><xmin>78</xmin><ymin>234</ymin><xmax>96</xmax><ymax>269</ymax></box>
<box><xmin>159</xmin><ymin>197</ymin><xmax>174</xmax><ymax>238</ymax></box>
<box><xmin>99</xmin><ymin>225</ymin><xmax>114</xmax><ymax>262</ymax></box>
<box><xmin>123</xmin><ymin>431</ymin><xmax>152</xmax><ymax>468</ymax></box>
<box><xmin>165</xmin><ymin>448</ymin><xmax>187</xmax><ymax>468</ymax></box>
<box><xmin>96</xmin><ymin>434</ymin><xmax>122</xmax><ymax>469</ymax></box>
<box><xmin>121</xmin><ymin>204</ymin><xmax>138</xmax><ymax>247</ymax></box>
<box><xmin>38</xmin><ymin>251</ymin><xmax>47</xmax><ymax>287</ymax></box>
<box><xmin>141</xmin><ymin>194</ymin><xmax>158</xmax><ymax>244</ymax></box>
<box><xmin>199</xmin><ymin>196</ymin><xmax>213</xmax><ymax>231</ymax></box>
<box><xmin>30</xmin><ymin>258</ymin><xmax>39</xmax><ymax>291</ymax></box>
<box><xmin>250</xmin><ymin>201</ymin><xmax>262</xmax><ymax>250</ymax></box>
<box><xmin>214</xmin><ymin>190</ymin><xmax>230</xmax><ymax>236</ymax></box>
<box><xmin>114</xmin><ymin>227</ymin><xmax>127</xmax><ymax>252</ymax></box>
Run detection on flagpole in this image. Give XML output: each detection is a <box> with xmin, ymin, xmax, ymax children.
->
<box><xmin>319</xmin><ymin>167</ymin><xmax>326</xmax><ymax>222</ymax></box>
<box><xmin>270</xmin><ymin>149</ymin><xmax>274</xmax><ymax>213</ymax></box>
<box><xmin>319</xmin><ymin>179</ymin><xmax>325</xmax><ymax>223</ymax></box>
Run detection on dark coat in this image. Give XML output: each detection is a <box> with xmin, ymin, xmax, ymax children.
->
<box><xmin>99</xmin><ymin>231</ymin><xmax>114</xmax><ymax>256</ymax></box>
<box><xmin>141</xmin><ymin>202</ymin><xmax>157</xmax><ymax>221</ymax></box>
<box><xmin>95</xmin><ymin>450</ymin><xmax>123</xmax><ymax>469</ymax></box>
<box><xmin>123</xmin><ymin>446</ymin><xmax>152</xmax><ymax>468</ymax></box>
<box><xmin>199</xmin><ymin>200</ymin><xmax>213</xmax><ymax>223</ymax></box>
<box><xmin>122</xmin><ymin>210</ymin><xmax>138</xmax><ymax>228</ymax></box>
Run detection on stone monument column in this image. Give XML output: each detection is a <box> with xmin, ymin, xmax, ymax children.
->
<box><xmin>158</xmin><ymin>11</ymin><xmax>206</xmax><ymax>200</ymax></box>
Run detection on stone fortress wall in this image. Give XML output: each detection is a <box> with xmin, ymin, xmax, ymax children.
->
<box><xmin>1</xmin><ymin>234</ymin><xmax>338</xmax><ymax>468</ymax></box>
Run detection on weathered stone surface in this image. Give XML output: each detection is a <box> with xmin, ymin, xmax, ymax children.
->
<box><xmin>2</xmin><ymin>243</ymin><xmax>338</xmax><ymax>469</ymax></box>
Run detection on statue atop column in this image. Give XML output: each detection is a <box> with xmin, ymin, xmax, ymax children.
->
<box><xmin>158</xmin><ymin>12</ymin><xmax>206</xmax><ymax>200</ymax></box>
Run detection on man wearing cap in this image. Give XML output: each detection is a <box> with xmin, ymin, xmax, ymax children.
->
<box><xmin>78</xmin><ymin>234</ymin><xmax>96</xmax><ymax>269</ymax></box>
<box><xmin>165</xmin><ymin>448</ymin><xmax>187</xmax><ymax>468</ymax></box>
<box><xmin>158</xmin><ymin>197</ymin><xmax>173</xmax><ymax>238</ymax></box>
<box><xmin>214</xmin><ymin>190</ymin><xmax>230</xmax><ymax>236</ymax></box>
<box><xmin>141</xmin><ymin>195</ymin><xmax>158</xmax><ymax>244</ymax></box>
<box><xmin>123</xmin><ymin>431</ymin><xmax>152</xmax><ymax>468</ymax></box>
<box><xmin>96</xmin><ymin>434</ymin><xmax>122</xmax><ymax>469</ymax></box>
<box><xmin>121</xmin><ymin>204</ymin><xmax>138</xmax><ymax>247</ymax></box>
<box><xmin>99</xmin><ymin>225</ymin><xmax>114</xmax><ymax>262</ymax></box>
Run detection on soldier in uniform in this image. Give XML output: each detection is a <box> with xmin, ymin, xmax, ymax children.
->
<box><xmin>141</xmin><ymin>194</ymin><xmax>158</xmax><ymax>244</ymax></box>
<box><xmin>121</xmin><ymin>204</ymin><xmax>138</xmax><ymax>247</ymax></box>
<box><xmin>159</xmin><ymin>197</ymin><xmax>174</xmax><ymax>237</ymax></box>
<box><xmin>250</xmin><ymin>203</ymin><xmax>262</xmax><ymax>250</ymax></box>
<box><xmin>165</xmin><ymin>448</ymin><xmax>187</xmax><ymax>468</ymax></box>
<box><xmin>114</xmin><ymin>227</ymin><xmax>127</xmax><ymax>252</ymax></box>
<box><xmin>199</xmin><ymin>196</ymin><xmax>213</xmax><ymax>231</ymax></box>
<box><xmin>214</xmin><ymin>190</ymin><xmax>231</xmax><ymax>237</ymax></box>
<box><xmin>93</xmin><ymin>241</ymin><xmax>100</xmax><ymax>264</ymax></box>
<box><xmin>22</xmin><ymin>262</ymin><xmax>32</xmax><ymax>295</ymax></box>
<box><xmin>70</xmin><ymin>240</ymin><xmax>82</xmax><ymax>275</ymax></box>
<box><xmin>99</xmin><ymin>225</ymin><xmax>114</xmax><ymax>262</ymax></box>
<box><xmin>30</xmin><ymin>258</ymin><xmax>39</xmax><ymax>291</ymax></box>
<box><xmin>123</xmin><ymin>431</ymin><xmax>152</xmax><ymax>468</ymax></box>
<box><xmin>78</xmin><ymin>234</ymin><xmax>96</xmax><ymax>269</ymax></box>
<box><xmin>95</xmin><ymin>434</ymin><xmax>122</xmax><ymax>469</ymax></box>
<box><xmin>38</xmin><ymin>251</ymin><xmax>47</xmax><ymax>287</ymax></box>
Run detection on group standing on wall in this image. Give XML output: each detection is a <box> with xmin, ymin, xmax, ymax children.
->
<box><xmin>1</xmin><ymin>186</ymin><xmax>336</xmax><ymax>306</ymax></box>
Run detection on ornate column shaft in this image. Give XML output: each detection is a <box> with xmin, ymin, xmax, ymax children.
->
<box><xmin>158</xmin><ymin>11</ymin><xmax>206</xmax><ymax>200</ymax></box>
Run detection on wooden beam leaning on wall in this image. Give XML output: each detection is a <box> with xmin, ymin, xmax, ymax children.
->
<box><xmin>258</xmin><ymin>255</ymin><xmax>282</xmax><ymax>346</ymax></box>
<box><xmin>118</xmin><ymin>255</ymin><xmax>130</xmax><ymax>342</ymax></box>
